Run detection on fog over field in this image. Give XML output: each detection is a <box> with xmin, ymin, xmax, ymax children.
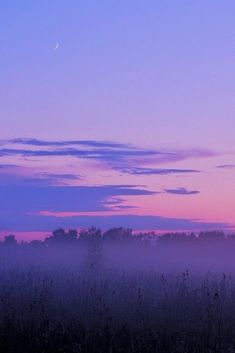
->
<box><xmin>0</xmin><ymin>228</ymin><xmax>235</xmax><ymax>353</ymax></box>
<box><xmin>1</xmin><ymin>1</ymin><xmax>235</xmax><ymax>352</ymax></box>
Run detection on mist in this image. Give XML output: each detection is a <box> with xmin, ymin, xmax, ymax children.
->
<box><xmin>0</xmin><ymin>228</ymin><xmax>235</xmax><ymax>352</ymax></box>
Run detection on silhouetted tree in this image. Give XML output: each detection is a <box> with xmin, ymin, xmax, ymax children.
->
<box><xmin>103</xmin><ymin>227</ymin><xmax>132</xmax><ymax>243</ymax></box>
<box><xmin>67</xmin><ymin>229</ymin><xmax>78</xmax><ymax>240</ymax></box>
<box><xmin>45</xmin><ymin>228</ymin><xmax>78</xmax><ymax>245</ymax></box>
<box><xmin>198</xmin><ymin>231</ymin><xmax>225</xmax><ymax>242</ymax></box>
<box><xmin>3</xmin><ymin>235</ymin><xmax>17</xmax><ymax>247</ymax></box>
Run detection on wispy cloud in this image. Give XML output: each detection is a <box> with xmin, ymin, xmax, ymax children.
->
<box><xmin>0</xmin><ymin>164</ymin><xmax>20</xmax><ymax>169</ymax></box>
<box><xmin>0</xmin><ymin>165</ymin><xmax>81</xmax><ymax>186</ymax></box>
<box><xmin>7</xmin><ymin>138</ymin><xmax>132</xmax><ymax>149</ymax></box>
<box><xmin>165</xmin><ymin>187</ymin><xmax>200</xmax><ymax>195</ymax></box>
<box><xmin>0</xmin><ymin>138</ymin><xmax>218</xmax><ymax>172</ymax></box>
<box><xmin>217</xmin><ymin>164</ymin><xmax>235</xmax><ymax>170</ymax></box>
<box><xmin>121</xmin><ymin>167</ymin><xmax>200</xmax><ymax>175</ymax></box>
<box><xmin>42</xmin><ymin>173</ymin><xmax>80</xmax><ymax>181</ymax></box>
<box><xmin>0</xmin><ymin>147</ymin><xmax>159</xmax><ymax>160</ymax></box>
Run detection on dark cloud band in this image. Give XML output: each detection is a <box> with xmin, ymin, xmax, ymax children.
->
<box><xmin>165</xmin><ymin>187</ymin><xmax>200</xmax><ymax>195</ymax></box>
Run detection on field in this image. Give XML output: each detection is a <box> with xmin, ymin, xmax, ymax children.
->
<box><xmin>1</xmin><ymin>230</ymin><xmax>235</xmax><ymax>352</ymax></box>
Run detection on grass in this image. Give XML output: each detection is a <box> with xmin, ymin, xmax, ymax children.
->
<box><xmin>0</xmin><ymin>230</ymin><xmax>235</xmax><ymax>352</ymax></box>
<box><xmin>0</xmin><ymin>260</ymin><xmax>235</xmax><ymax>352</ymax></box>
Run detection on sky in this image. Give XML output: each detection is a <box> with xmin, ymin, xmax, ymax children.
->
<box><xmin>1</xmin><ymin>1</ymin><xmax>235</xmax><ymax>240</ymax></box>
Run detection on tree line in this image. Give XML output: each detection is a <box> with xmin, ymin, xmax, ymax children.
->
<box><xmin>2</xmin><ymin>227</ymin><xmax>234</xmax><ymax>248</ymax></box>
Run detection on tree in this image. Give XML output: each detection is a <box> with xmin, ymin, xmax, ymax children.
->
<box><xmin>45</xmin><ymin>228</ymin><xmax>78</xmax><ymax>245</ymax></box>
<box><xmin>3</xmin><ymin>235</ymin><xmax>17</xmax><ymax>247</ymax></box>
<box><xmin>103</xmin><ymin>227</ymin><xmax>132</xmax><ymax>243</ymax></box>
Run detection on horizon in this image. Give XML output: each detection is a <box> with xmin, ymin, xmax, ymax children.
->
<box><xmin>2</xmin><ymin>3</ymin><xmax>235</xmax><ymax>352</ymax></box>
<box><xmin>0</xmin><ymin>227</ymin><xmax>234</xmax><ymax>243</ymax></box>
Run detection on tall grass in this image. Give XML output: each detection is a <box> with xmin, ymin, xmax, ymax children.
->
<box><xmin>0</xmin><ymin>259</ymin><xmax>235</xmax><ymax>351</ymax></box>
<box><xmin>0</xmin><ymin>229</ymin><xmax>235</xmax><ymax>352</ymax></box>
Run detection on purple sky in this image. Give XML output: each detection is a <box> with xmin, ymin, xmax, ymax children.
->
<box><xmin>1</xmin><ymin>1</ymin><xmax>235</xmax><ymax>238</ymax></box>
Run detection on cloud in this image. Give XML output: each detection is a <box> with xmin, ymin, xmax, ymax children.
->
<box><xmin>0</xmin><ymin>164</ymin><xmax>19</xmax><ymax>169</ymax></box>
<box><xmin>0</xmin><ymin>138</ymin><xmax>218</xmax><ymax>171</ymax></box>
<box><xmin>217</xmin><ymin>164</ymin><xmax>235</xmax><ymax>170</ymax></box>
<box><xmin>41</xmin><ymin>173</ymin><xmax>80</xmax><ymax>181</ymax></box>
<box><xmin>0</xmin><ymin>167</ymin><xmax>81</xmax><ymax>186</ymax></box>
<box><xmin>165</xmin><ymin>187</ymin><xmax>200</xmax><ymax>195</ymax></box>
<box><xmin>0</xmin><ymin>184</ymin><xmax>155</xmax><ymax>215</ymax></box>
<box><xmin>0</xmin><ymin>213</ymin><xmax>230</xmax><ymax>232</ymax></box>
<box><xmin>7</xmin><ymin>138</ymin><xmax>132</xmax><ymax>149</ymax></box>
<box><xmin>0</xmin><ymin>147</ymin><xmax>159</xmax><ymax>161</ymax></box>
<box><xmin>0</xmin><ymin>138</ymin><xmax>228</xmax><ymax>234</ymax></box>
<box><xmin>121</xmin><ymin>167</ymin><xmax>200</xmax><ymax>175</ymax></box>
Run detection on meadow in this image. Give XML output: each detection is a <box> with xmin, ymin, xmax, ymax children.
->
<box><xmin>0</xmin><ymin>228</ymin><xmax>235</xmax><ymax>353</ymax></box>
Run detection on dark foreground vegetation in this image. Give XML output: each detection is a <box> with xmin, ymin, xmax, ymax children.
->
<box><xmin>1</xmin><ymin>228</ymin><xmax>235</xmax><ymax>352</ymax></box>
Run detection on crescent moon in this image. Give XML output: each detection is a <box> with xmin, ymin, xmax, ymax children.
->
<box><xmin>53</xmin><ymin>42</ymin><xmax>59</xmax><ymax>50</ymax></box>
